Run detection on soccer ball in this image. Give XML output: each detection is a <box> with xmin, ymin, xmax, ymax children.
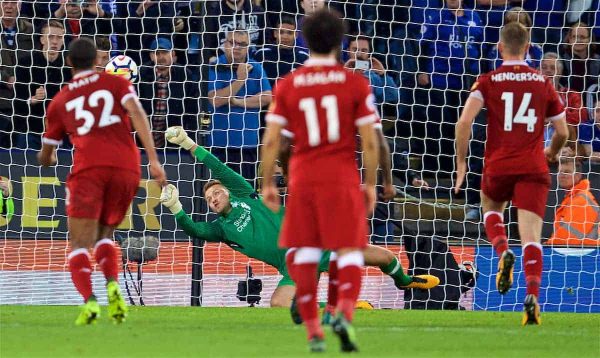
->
<box><xmin>105</xmin><ymin>55</ymin><xmax>139</xmax><ymax>83</ymax></box>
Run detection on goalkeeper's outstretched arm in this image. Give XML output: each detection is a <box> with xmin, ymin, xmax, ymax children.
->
<box><xmin>160</xmin><ymin>184</ymin><xmax>225</xmax><ymax>242</ymax></box>
<box><xmin>165</xmin><ymin>126</ymin><xmax>254</xmax><ymax>198</ymax></box>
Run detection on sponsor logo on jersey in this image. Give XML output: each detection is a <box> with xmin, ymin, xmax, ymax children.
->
<box><xmin>232</xmin><ymin>201</ymin><xmax>252</xmax><ymax>232</ymax></box>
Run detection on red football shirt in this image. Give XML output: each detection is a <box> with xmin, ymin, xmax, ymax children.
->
<box><xmin>267</xmin><ymin>58</ymin><xmax>378</xmax><ymax>186</ymax></box>
<box><xmin>470</xmin><ymin>60</ymin><xmax>565</xmax><ymax>176</ymax></box>
<box><xmin>43</xmin><ymin>70</ymin><xmax>141</xmax><ymax>175</ymax></box>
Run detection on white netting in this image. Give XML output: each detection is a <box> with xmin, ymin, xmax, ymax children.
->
<box><xmin>0</xmin><ymin>0</ymin><xmax>598</xmax><ymax>311</ymax></box>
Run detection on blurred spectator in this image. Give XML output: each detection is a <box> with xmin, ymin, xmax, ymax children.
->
<box><xmin>122</xmin><ymin>1</ymin><xmax>181</xmax><ymax>65</ymax></box>
<box><xmin>484</xmin><ymin>7</ymin><xmax>543</xmax><ymax>71</ymax></box>
<box><xmin>567</xmin><ymin>0</ymin><xmax>593</xmax><ymax>24</ymax></box>
<box><xmin>472</xmin><ymin>0</ymin><xmax>516</xmax><ymax>48</ymax></box>
<box><xmin>541</xmin><ymin>52</ymin><xmax>588</xmax><ymax>155</ymax></box>
<box><xmin>560</xmin><ymin>22</ymin><xmax>600</xmax><ymax>93</ymax></box>
<box><xmin>13</xmin><ymin>20</ymin><xmax>71</xmax><ymax>150</ymax></box>
<box><xmin>522</xmin><ymin>0</ymin><xmax>566</xmax><ymax>52</ymax></box>
<box><xmin>1</xmin><ymin>0</ymin><xmax>33</xmax><ymax>148</ymax></box>
<box><xmin>546</xmin><ymin>157</ymin><xmax>599</xmax><ymax>246</ymax></box>
<box><xmin>253</xmin><ymin>15</ymin><xmax>308</xmax><ymax>86</ymax></box>
<box><xmin>261</xmin><ymin>0</ymin><xmax>299</xmax><ymax>31</ymax></box>
<box><xmin>204</xmin><ymin>0</ymin><xmax>266</xmax><ymax>59</ymax></box>
<box><xmin>137</xmin><ymin>38</ymin><xmax>199</xmax><ymax>148</ymax></box>
<box><xmin>580</xmin><ymin>100</ymin><xmax>600</xmax><ymax>162</ymax></box>
<box><xmin>208</xmin><ymin>28</ymin><xmax>271</xmax><ymax>182</ymax></box>
<box><xmin>295</xmin><ymin>0</ymin><xmax>326</xmax><ymax>49</ymax></box>
<box><xmin>417</xmin><ymin>0</ymin><xmax>484</xmax><ymax>175</ymax></box>
<box><xmin>94</xmin><ymin>35</ymin><xmax>111</xmax><ymax>70</ymax></box>
<box><xmin>52</xmin><ymin>0</ymin><xmax>113</xmax><ymax>47</ymax></box>
<box><xmin>344</xmin><ymin>34</ymin><xmax>399</xmax><ymax>111</ymax></box>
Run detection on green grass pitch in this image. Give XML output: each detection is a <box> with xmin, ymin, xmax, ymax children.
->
<box><xmin>1</xmin><ymin>306</ymin><xmax>599</xmax><ymax>357</ymax></box>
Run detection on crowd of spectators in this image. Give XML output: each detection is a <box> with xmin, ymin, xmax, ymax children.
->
<box><xmin>0</xmin><ymin>0</ymin><xmax>599</xmax><ymax>239</ymax></box>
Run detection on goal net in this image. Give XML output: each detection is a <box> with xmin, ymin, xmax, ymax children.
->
<box><xmin>0</xmin><ymin>0</ymin><xmax>598</xmax><ymax>312</ymax></box>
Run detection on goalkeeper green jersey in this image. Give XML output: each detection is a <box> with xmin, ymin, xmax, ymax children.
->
<box><xmin>174</xmin><ymin>147</ymin><xmax>291</xmax><ymax>280</ymax></box>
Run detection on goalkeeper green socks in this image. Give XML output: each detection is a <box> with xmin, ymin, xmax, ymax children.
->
<box><xmin>381</xmin><ymin>257</ymin><xmax>412</xmax><ymax>287</ymax></box>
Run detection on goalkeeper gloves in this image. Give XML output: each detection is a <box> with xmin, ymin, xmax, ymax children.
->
<box><xmin>165</xmin><ymin>126</ymin><xmax>196</xmax><ymax>150</ymax></box>
<box><xmin>160</xmin><ymin>184</ymin><xmax>183</xmax><ymax>214</ymax></box>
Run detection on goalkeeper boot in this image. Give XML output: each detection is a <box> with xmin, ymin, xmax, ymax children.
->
<box><xmin>331</xmin><ymin>314</ymin><xmax>358</xmax><ymax>353</ymax></box>
<box><xmin>75</xmin><ymin>297</ymin><xmax>100</xmax><ymax>326</ymax></box>
<box><xmin>107</xmin><ymin>280</ymin><xmax>128</xmax><ymax>324</ymax></box>
<box><xmin>522</xmin><ymin>294</ymin><xmax>541</xmax><ymax>326</ymax></box>
<box><xmin>290</xmin><ymin>296</ymin><xmax>303</xmax><ymax>325</ymax></box>
<box><xmin>397</xmin><ymin>275</ymin><xmax>440</xmax><ymax>290</ymax></box>
<box><xmin>496</xmin><ymin>249</ymin><xmax>515</xmax><ymax>295</ymax></box>
<box><xmin>308</xmin><ymin>336</ymin><xmax>326</xmax><ymax>353</ymax></box>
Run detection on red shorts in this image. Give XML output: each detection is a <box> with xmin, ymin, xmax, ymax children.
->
<box><xmin>481</xmin><ymin>172</ymin><xmax>550</xmax><ymax>218</ymax></box>
<box><xmin>279</xmin><ymin>184</ymin><xmax>368</xmax><ymax>250</ymax></box>
<box><xmin>66</xmin><ymin>167</ymin><xmax>139</xmax><ymax>226</ymax></box>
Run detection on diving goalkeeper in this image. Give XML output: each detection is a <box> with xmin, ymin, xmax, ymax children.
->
<box><xmin>160</xmin><ymin>127</ymin><xmax>439</xmax><ymax>307</ymax></box>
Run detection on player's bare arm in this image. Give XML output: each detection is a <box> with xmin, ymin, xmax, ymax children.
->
<box><xmin>375</xmin><ymin>128</ymin><xmax>396</xmax><ymax>201</ymax></box>
<box><xmin>544</xmin><ymin>114</ymin><xmax>568</xmax><ymax>163</ymax></box>
<box><xmin>260</xmin><ymin>120</ymin><xmax>284</xmax><ymax>213</ymax></box>
<box><xmin>37</xmin><ymin>143</ymin><xmax>58</xmax><ymax>167</ymax></box>
<box><xmin>123</xmin><ymin>97</ymin><xmax>167</xmax><ymax>186</ymax></box>
<box><xmin>358</xmin><ymin>122</ymin><xmax>379</xmax><ymax>215</ymax></box>
<box><xmin>454</xmin><ymin>96</ymin><xmax>484</xmax><ymax>194</ymax></box>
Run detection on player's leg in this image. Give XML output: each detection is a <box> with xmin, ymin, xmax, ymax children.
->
<box><xmin>65</xmin><ymin>171</ymin><xmax>105</xmax><ymax>325</ymax></box>
<box><xmin>322</xmin><ymin>251</ymin><xmax>337</xmax><ymax>325</ymax></box>
<box><xmin>283</xmin><ymin>248</ymin><xmax>305</xmax><ymax>324</ymax></box>
<box><xmin>95</xmin><ymin>169</ymin><xmax>139</xmax><ymax>323</ymax></box>
<box><xmin>481</xmin><ymin>192</ymin><xmax>509</xmax><ymax>256</ymax></box>
<box><xmin>68</xmin><ymin>217</ymin><xmax>101</xmax><ymax>325</ymax></box>
<box><xmin>95</xmin><ymin>225</ymin><xmax>119</xmax><ymax>284</ymax></box>
<box><xmin>96</xmin><ymin>225</ymin><xmax>128</xmax><ymax>323</ymax></box>
<box><xmin>517</xmin><ymin>209</ymin><xmax>544</xmax><ymax>325</ymax></box>
<box><xmin>480</xmin><ymin>174</ymin><xmax>516</xmax><ymax>295</ymax></box>
<box><xmin>363</xmin><ymin>244</ymin><xmax>440</xmax><ymax>290</ymax></box>
<box><xmin>270</xmin><ymin>280</ymin><xmax>296</xmax><ymax>307</ymax></box>
<box><xmin>290</xmin><ymin>247</ymin><xmax>325</xmax><ymax>350</ymax></box>
<box><xmin>332</xmin><ymin>247</ymin><xmax>362</xmax><ymax>353</ymax></box>
<box><xmin>513</xmin><ymin>174</ymin><xmax>549</xmax><ymax>325</ymax></box>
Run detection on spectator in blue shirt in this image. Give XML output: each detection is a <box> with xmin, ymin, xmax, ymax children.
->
<box><xmin>469</xmin><ymin>0</ymin><xmax>516</xmax><ymax>48</ymax></box>
<box><xmin>418</xmin><ymin>0</ymin><xmax>484</xmax><ymax>91</ymax></box>
<box><xmin>484</xmin><ymin>7</ymin><xmax>543</xmax><ymax>71</ymax></box>
<box><xmin>344</xmin><ymin>34</ymin><xmax>399</xmax><ymax>112</ymax></box>
<box><xmin>522</xmin><ymin>0</ymin><xmax>566</xmax><ymax>52</ymax></box>
<box><xmin>253</xmin><ymin>15</ymin><xmax>309</xmax><ymax>87</ymax></box>
<box><xmin>416</xmin><ymin>0</ymin><xmax>483</xmax><ymax>175</ymax></box>
<box><xmin>208</xmin><ymin>28</ymin><xmax>272</xmax><ymax>183</ymax></box>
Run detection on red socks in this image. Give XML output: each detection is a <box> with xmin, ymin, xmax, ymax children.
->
<box><xmin>484</xmin><ymin>211</ymin><xmax>508</xmax><ymax>256</ymax></box>
<box><xmin>68</xmin><ymin>249</ymin><xmax>94</xmax><ymax>302</ymax></box>
<box><xmin>336</xmin><ymin>251</ymin><xmax>363</xmax><ymax>322</ymax></box>
<box><xmin>325</xmin><ymin>254</ymin><xmax>338</xmax><ymax>315</ymax></box>
<box><xmin>288</xmin><ymin>248</ymin><xmax>323</xmax><ymax>340</ymax></box>
<box><xmin>294</xmin><ymin>263</ymin><xmax>322</xmax><ymax>339</ymax></box>
<box><xmin>523</xmin><ymin>242</ymin><xmax>543</xmax><ymax>298</ymax></box>
<box><xmin>94</xmin><ymin>239</ymin><xmax>119</xmax><ymax>282</ymax></box>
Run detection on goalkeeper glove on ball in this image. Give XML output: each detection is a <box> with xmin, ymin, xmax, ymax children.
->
<box><xmin>165</xmin><ymin>126</ymin><xmax>196</xmax><ymax>150</ymax></box>
<box><xmin>160</xmin><ymin>184</ymin><xmax>183</xmax><ymax>214</ymax></box>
